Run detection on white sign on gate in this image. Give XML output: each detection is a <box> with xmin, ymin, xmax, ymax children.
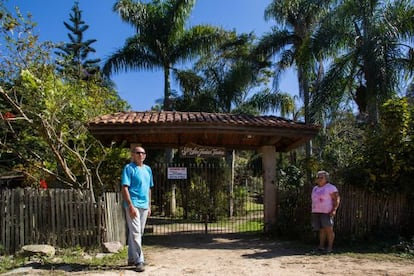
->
<box><xmin>167</xmin><ymin>167</ymin><xmax>187</xmax><ymax>179</ymax></box>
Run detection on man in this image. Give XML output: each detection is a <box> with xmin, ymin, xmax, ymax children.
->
<box><xmin>311</xmin><ymin>170</ymin><xmax>340</xmax><ymax>254</ymax></box>
<box><xmin>121</xmin><ymin>146</ymin><xmax>153</xmax><ymax>272</ymax></box>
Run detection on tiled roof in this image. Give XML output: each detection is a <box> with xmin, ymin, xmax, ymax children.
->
<box><xmin>88</xmin><ymin>111</ymin><xmax>320</xmax><ymax>151</ymax></box>
<box><xmin>89</xmin><ymin>111</ymin><xmax>317</xmax><ymax>130</ymax></box>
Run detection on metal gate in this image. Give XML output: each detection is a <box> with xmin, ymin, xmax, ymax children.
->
<box><xmin>145</xmin><ymin>161</ymin><xmax>263</xmax><ymax>235</ymax></box>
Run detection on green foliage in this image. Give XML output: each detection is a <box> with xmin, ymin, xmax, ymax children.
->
<box><xmin>313</xmin><ymin>112</ymin><xmax>365</xmax><ymax>174</ymax></box>
<box><xmin>391</xmin><ymin>237</ymin><xmax>414</xmax><ymax>256</ymax></box>
<box><xmin>341</xmin><ymin>98</ymin><xmax>414</xmax><ymax>194</ymax></box>
<box><xmin>0</xmin><ymin>255</ymin><xmax>25</xmax><ymax>274</ymax></box>
<box><xmin>312</xmin><ymin>0</ymin><xmax>414</xmax><ymax>124</ymax></box>
<box><xmin>186</xmin><ymin>166</ymin><xmax>229</xmax><ymax>221</ymax></box>
<box><xmin>278</xmin><ymin>164</ymin><xmax>304</xmax><ymax>189</ymax></box>
<box><xmin>1</xmin><ymin>5</ymin><xmax>129</xmax><ymax>193</ymax></box>
<box><xmin>233</xmin><ymin>186</ymin><xmax>248</xmax><ymax>216</ymax></box>
<box><xmin>273</xmin><ymin>163</ymin><xmax>309</xmax><ymax>238</ymax></box>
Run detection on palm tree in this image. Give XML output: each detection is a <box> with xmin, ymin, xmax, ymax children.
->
<box><xmin>254</xmin><ymin>0</ymin><xmax>333</xmax><ymax>186</ymax></box>
<box><xmin>177</xmin><ymin>33</ymin><xmax>267</xmax><ymax>113</ymax></box>
<box><xmin>311</xmin><ymin>0</ymin><xmax>414</xmax><ymax>124</ymax></box>
<box><xmin>103</xmin><ymin>0</ymin><xmax>226</xmax><ymax>111</ymax></box>
<box><xmin>173</xmin><ymin>31</ymin><xmax>295</xmax><ymax>116</ymax></box>
<box><xmin>254</xmin><ymin>0</ymin><xmax>333</xmax><ymax>124</ymax></box>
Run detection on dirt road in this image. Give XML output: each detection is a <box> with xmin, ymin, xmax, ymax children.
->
<box><xmin>4</xmin><ymin>234</ymin><xmax>414</xmax><ymax>275</ymax></box>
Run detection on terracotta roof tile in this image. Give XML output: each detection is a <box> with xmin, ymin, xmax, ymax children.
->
<box><xmin>88</xmin><ymin>111</ymin><xmax>320</xmax><ymax>150</ymax></box>
<box><xmin>89</xmin><ymin>111</ymin><xmax>318</xmax><ymax>130</ymax></box>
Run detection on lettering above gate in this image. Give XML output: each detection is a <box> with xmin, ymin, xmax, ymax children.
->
<box><xmin>180</xmin><ymin>144</ymin><xmax>226</xmax><ymax>158</ymax></box>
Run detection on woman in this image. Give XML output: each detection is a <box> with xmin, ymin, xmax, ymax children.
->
<box><xmin>311</xmin><ymin>170</ymin><xmax>340</xmax><ymax>254</ymax></box>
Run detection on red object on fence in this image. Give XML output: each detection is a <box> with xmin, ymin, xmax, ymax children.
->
<box><xmin>39</xmin><ymin>179</ymin><xmax>48</xmax><ymax>189</ymax></box>
<box><xmin>3</xmin><ymin>112</ymin><xmax>16</xmax><ymax>119</ymax></box>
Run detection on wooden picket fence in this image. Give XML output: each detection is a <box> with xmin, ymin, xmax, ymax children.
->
<box><xmin>1</xmin><ymin>185</ymin><xmax>412</xmax><ymax>254</ymax></box>
<box><xmin>0</xmin><ymin>189</ymin><xmax>126</xmax><ymax>254</ymax></box>
<box><xmin>334</xmin><ymin>184</ymin><xmax>412</xmax><ymax>239</ymax></box>
<box><xmin>287</xmin><ymin>183</ymin><xmax>414</xmax><ymax>242</ymax></box>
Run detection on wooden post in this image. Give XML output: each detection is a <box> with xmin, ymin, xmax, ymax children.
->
<box><xmin>261</xmin><ymin>145</ymin><xmax>277</xmax><ymax>233</ymax></box>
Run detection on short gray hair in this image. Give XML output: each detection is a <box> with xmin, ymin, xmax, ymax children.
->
<box><xmin>316</xmin><ymin>170</ymin><xmax>330</xmax><ymax>181</ymax></box>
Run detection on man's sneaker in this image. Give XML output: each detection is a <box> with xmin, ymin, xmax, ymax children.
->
<box><xmin>127</xmin><ymin>260</ymin><xmax>135</xmax><ymax>266</ymax></box>
<box><xmin>136</xmin><ymin>263</ymin><xmax>145</xmax><ymax>272</ymax></box>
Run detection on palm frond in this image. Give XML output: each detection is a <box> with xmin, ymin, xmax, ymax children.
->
<box><xmin>102</xmin><ymin>35</ymin><xmax>161</xmax><ymax>76</ymax></box>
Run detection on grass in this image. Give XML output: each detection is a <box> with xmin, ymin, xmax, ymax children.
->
<box><xmin>0</xmin><ymin>246</ymin><xmax>129</xmax><ymax>274</ymax></box>
<box><xmin>245</xmin><ymin>201</ymin><xmax>263</xmax><ymax>212</ymax></box>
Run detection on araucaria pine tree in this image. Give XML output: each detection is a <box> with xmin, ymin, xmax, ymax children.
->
<box><xmin>55</xmin><ymin>1</ymin><xmax>100</xmax><ymax>80</ymax></box>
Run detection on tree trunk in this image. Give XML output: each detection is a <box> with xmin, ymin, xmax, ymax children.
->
<box><xmin>164</xmin><ymin>66</ymin><xmax>172</xmax><ymax>111</ymax></box>
<box><xmin>298</xmin><ymin>67</ymin><xmax>313</xmax><ymax>189</ymax></box>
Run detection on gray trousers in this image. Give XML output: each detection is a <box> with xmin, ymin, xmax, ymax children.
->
<box><xmin>125</xmin><ymin>207</ymin><xmax>149</xmax><ymax>264</ymax></box>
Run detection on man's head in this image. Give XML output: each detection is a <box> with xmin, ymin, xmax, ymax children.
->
<box><xmin>131</xmin><ymin>146</ymin><xmax>146</xmax><ymax>164</ymax></box>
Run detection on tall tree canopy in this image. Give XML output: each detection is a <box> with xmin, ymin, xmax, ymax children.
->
<box><xmin>255</xmin><ymin>0</ymin><xmax>333</xmax><ymax>124</ymax></box>
<box><xmin>311</xmin><ymin>0</ymin><xmax>414</xmax><ymax>124</ymax></box>
<box><xmin>103</xmin><ymin>0</ymin><xmax>227</xmax><ymax>111</ymax></box>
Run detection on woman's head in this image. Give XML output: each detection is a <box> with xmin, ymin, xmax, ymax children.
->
<box><xmin>316</xmin><ymin>170</ymin><xmax>329</xmax><ymax>184</ymax></box>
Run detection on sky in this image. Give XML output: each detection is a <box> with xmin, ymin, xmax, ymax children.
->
<box><xmin>4</xmin><ymin>0</ymin><xmax>298</xmax><ymax>112</ymax></box>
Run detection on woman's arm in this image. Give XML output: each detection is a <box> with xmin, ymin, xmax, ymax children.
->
<box><xmin>330</xmin><ymin>191</ymin><xmax>340</xmax><ymax>216</ymax></box>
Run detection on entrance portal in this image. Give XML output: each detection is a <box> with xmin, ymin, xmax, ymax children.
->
<box><xmin>145</xmin><ymin>161</ymin><xmax>264</xmax><ymax>235</ymax></box>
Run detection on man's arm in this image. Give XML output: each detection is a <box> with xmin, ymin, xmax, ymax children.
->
<box><xmin>121</xmin><ymin>185</ymin><xmax>137</xmax><ymax>218</ymax></box>
<box><xmin>148</xmin><ymin>188</ymin><xmax>152</xmax><ymax>216</ymax></box>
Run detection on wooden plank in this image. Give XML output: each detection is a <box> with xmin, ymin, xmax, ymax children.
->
<box><xmin>39</xmin><ymin>189</ymin><xmax>45</xmax><ymax>243</ymax></box>
<box><xmin>2</xmin><ymin>190</ymin><xmax>10</xmax><ymax>253</ymax></box>
<box><xmin>83</xmin><ymin>191</ymin><xmax>89</xmax><ymax>246</ymax></box>
<box><xmin>0</xmin><ymin>191</ymin><xmax>3</xmax><ymax>251</ymax></box>
<box><xmin>103</xmin><ymin>193</ymin><xmax>109</xmax><ymax>242</ymax></box>
<box><xmin>31</xmin><ymin>189</ymin><xmax>37</xmax><ymax>244</ymax></box>
<box><xmin>36</xmin><ymin>189</ymin><xmax>41</xmax><ymax>243</ymax></box>
<box><xmin>24</xmin><ymin>190</ymin><xmax>31</xmax><ymax>245</ymax></box>
<box><xmin>68</xmin><ymin>190</ymin><xmax>74</xmax><ymax>246</ymax></box>
<box><xmin>82</xmin><ymin>191</ymin><xmax>87</xmax><ymax>246</ymax></box>
<box><xmin>0</xmin><ymin>190</ymin><xmax>5</xmax><ymax>252</ymax></box>
<box><xmin>75</xmin><ymin>190</ymin><xmax>81</xmax><ymax>246</ymax></box>
<box><xmin>62</xmin><ymin>189</ymin><xmax>68</xmax><ymax>246</ymax></box>
<box><xmin>43</xmin><ymin>189</ymin><xmax>48</xmax><ymax>244</ymax></box>
<box><xmin>105</xmin><ymin>193</ymin><xmax>112</xmax><ymax>242</ymax></box>
<box><xmin>96</xmin><ymin>195</ymin><xmax>102</xmax><ymax>246</ymax></box>
<box><xmin>89</xmin><ymin>191</ymin><xmax>95</xmax><ymax>246</ymax></box>
<box><xmin>78</xmin><ymin>191</ymin><xmax>83</xmax><ymax>246</ymax></box>
<box><xmin>52</xmin><ymin>189</ymin><xmax>57</xmax><ymax>245</ymax></box>
<box><xmin>7</xmin><ymin>189</ymin><xmax>12</xmax><ymax>253</ymax></box>
<box><xmin>28</xmin><ymin>189</ymin><xmax>36</xmax><ymax>244</ymax></box>
<box><xmin>11</xmin><ymin>189</ymin><xmax>18</xmax><ymax>253</ymax></box>
<box><xmin>50</xmin><ymin>189</ymin><xmax>56</xmax><ymax>245</ymax></box>
<box><xmin>18</xmin><ymin>189</ymin><xmax>24</xmax><ymax>249</ymax></box>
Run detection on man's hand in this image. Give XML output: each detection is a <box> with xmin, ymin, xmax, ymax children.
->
<box><xmin>128</xmin><ymin>205</ymin><xmax>138</xmax><ymax>218</ymax></box>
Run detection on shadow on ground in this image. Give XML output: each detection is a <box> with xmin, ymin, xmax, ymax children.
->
<box><xmin>145</xmin><ymin>233</ymin><xmax>309</xmax><ymax>259</ymax></box>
